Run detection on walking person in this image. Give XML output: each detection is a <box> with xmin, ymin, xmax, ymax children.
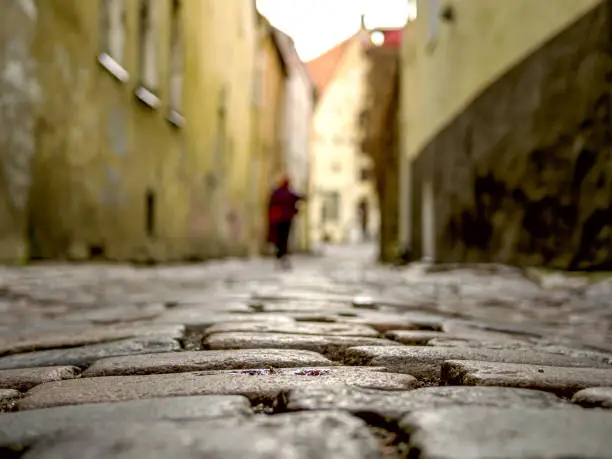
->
<box><xmin>267</xmin><ymin>176</ymin><xmax>305</xmax><ymax>270</ymax></box>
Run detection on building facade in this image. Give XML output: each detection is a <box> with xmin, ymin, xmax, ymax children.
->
<box><xmin>0</xmin><ymin>0</ymin><xmax>258</xmax><ymax>263</ymax></box>
<box><xmin>273</xmin><ymin>29</ymin><xmax>316</xmax><ymax>253</ymax></box>
<box><xmin>400</xmin><ymin>0</ymin><xmax>612</xmax><ymax>269</ymax></box>
<box><xmin>307</xmin><ymin>29</ymin><xmax>379</xmax><ymax>245</ymax></box>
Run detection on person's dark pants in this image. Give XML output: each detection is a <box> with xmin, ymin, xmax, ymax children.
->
<box><xmin>274</xmin><ymin>221</ymin><xmax>292</xmax><ymax>259</ymax></box>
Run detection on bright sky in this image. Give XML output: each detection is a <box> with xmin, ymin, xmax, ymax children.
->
<box><xmin>256</xmin><ymin>0</ymin><xmax>417</xmax><ymax>61</ymax></box>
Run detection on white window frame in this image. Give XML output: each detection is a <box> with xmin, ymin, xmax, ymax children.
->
<box><xmin>427</xmin><ymin>0</ymin><xmax>440</xmax><ymax>45</ymax></box>
<box><xmin>136</xmin><ymin>0</ymin><xmax>160</xmax><ymax>108</ymax></box>
<box><xmin>168</xmin><ymin>0</ymin><xmax>184</xmax><ymax>126</ymax></box>
<box><xmin>98</xmin><ymin>0</ymin><xmax>128</xmax><ymax>82</ymax></box>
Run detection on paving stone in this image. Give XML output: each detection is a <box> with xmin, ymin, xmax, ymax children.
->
<box><xmin>442</xmin><ymin>360</ymin><xmax>612</xmax><ymax>397</ymax></box>
<box><xmin>385</xmin><ymin>330</ymin><xmax>448</xmax><ymax>344</ymax></box>
<box><xmin>0</xmin><ymin>389</ymin><xmax>19</xmax><ymax>403</ymax></box>
<box><xmin>572</xmin><ymin>387</ymin><xmax>612</xmax><ymax>408</ymax></box>
<box><xmin>352</xmin><ymin>296</ymin><xmax>378</xmax><ymax>309</ymax></box>
<box><xmin>154</xmin><ymin>310</ymin><xmax>295</xmax><ymax>330</ymax></box>
<box><xmin>203</xmin><ymin>321</ymin><xmax>380</xmax><ymax>337</ymax></box>
<box><xmin>399</xmin><ymin>407</ymin><xmax>612</xmax><ymax>459</ymax></box>
<box><xmin>341</xmin><ymin>311</ymin><xmax>447</xmax><ymax>333</ymax></box>
<box><xmin>345</xmin><ymin>346</ymin><xmax>612</xmax><ymax>380</ymax></box>
<box><xmin>428</xmin><ymin>337</ymin><xmax>612</xmax><ymax>365</ymax></box>
<box><xmin>19</xmin><ymin>411</ymin><xmax>380</xmax><ymax>459</ymax></box>
<box><xmin>0</xmin><ymin>323</ymin><xmax>184</xmax><ymax>355</ymax></box>
<box><xmin>61</xmin><ymin>303</ymin><xmax>166</xmax><ymax>324</ymax></box>
<box><xmin>18</xmin><ymin>367</ymin><xmax>417</xmax><ymax>410</ymax></box>
<box><xmin>83</xmin><ymin>349</ymin><xmax>334</xmax><ymax>377</ymax></box>
<box><xmin>205</xmin><ymin>332</ymin><xmax>397</xmax><ymax>360</ymax></box>
<box><xmin>0</xmin><ymin>366</ymin><xmax>80</xmax><ymax>391</ymax></box>
<box><xmin>249</xmin><ymin>302</ymin><xmax>355</xmax><ymax>314</ymax></box>
<box><xmin>0</xmin><ymin>336</ymin><xmax>180</xmax><ymax>370</ymax></box>
<box><xmin>287</xmin><ymin>385</ymin><xmax>572</xmax><ymax>420</ymax></box>
<box><xmin>0</xmin><ymin>395</ymin><xmax>252</xmax><ymax>445</ymax></box>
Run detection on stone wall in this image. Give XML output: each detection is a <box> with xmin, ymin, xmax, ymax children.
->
<box><xmin>411</xmin><ymin>1</ymin><xmax>612</xmax><ymax>270</ymax></box>
<box><xmin>0</xmin><ymin>0</ymin><xmax>39</xmax><ymax>263</ymax></box>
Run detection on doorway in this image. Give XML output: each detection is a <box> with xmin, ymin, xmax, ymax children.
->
<box><xmin>421</xmin><ymin>179</ymin><xmax>435</xmax><ymax>261</ymax></box>
<box><xmin>357</xmin><ymin>198</ymin><xmax>369</xmax><ymax>242</ymax></box>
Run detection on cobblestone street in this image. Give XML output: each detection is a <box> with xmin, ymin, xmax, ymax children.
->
<box><xmin>0</xmin><ymin>244</ymin><xmax>611</xmax><ymax>458</ymax></box>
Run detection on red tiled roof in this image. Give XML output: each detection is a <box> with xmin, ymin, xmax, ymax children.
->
<box><xmin>306</xmin><ymin>35</ymin><xmax>356</xmax><ymax>93</ymax></box>
<box><xmin>306</xmin><ymin>27</ymin><xmax>403</xmax><ymax>93</ymax></box>
<box><xmin>378</xmin><ymin>29</ymin><xmax>403</xmax><ymax>48</ymax></box>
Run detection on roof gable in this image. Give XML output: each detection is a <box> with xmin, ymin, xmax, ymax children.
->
<box><xmin>306</xmin><ymin>35</ymin><xmax>356</xmax><ymax>94</ymax></box>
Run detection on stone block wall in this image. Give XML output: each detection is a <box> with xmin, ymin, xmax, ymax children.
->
<box><xmin>411</xmin><ymin>1</ymin><xmax>612</xmax><ymax>270</ymax></box>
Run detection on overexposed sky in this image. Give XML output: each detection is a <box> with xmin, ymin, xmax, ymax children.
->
<box><xmin>256</xmin><ymin>0</ymin><xmax>416</xmax><ymax>61</ymax></box>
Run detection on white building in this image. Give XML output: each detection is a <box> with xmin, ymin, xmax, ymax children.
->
<box><xmin>273</xmin><ymin>29</ymin><xmax>317</xmax><ymax>252</ymax></box>
<box><xmin>307</xmin><ymin>28</ymin><xmax>379</xmax><ymax>245</ymax></box>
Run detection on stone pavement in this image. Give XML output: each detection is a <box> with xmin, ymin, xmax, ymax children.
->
<box><xmin>0</xmin><ymin>244</ymin><xmax>611</xmax><ymax>458</ymax></box>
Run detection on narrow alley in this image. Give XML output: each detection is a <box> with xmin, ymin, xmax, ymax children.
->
<box><xmin>0</xmin><ymin>246</ymin><xmax>611</xmax><ymax>458</ymax></box>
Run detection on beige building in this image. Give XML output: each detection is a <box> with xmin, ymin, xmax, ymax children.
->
<box><xmin>307</xmin><ymin>27</ymin><xmax>379</xmax><ymax>245</ymax></box>
<box><xmin>0</xmin><ymin>0</ymin><xmax>258</xmax><ymax>263</ymax></box>
<box><xmin>399</xmin><ymin>0</ymin><xmax>611</xmax><ymax>269</ymax></box>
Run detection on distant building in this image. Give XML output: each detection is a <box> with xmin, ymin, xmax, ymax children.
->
<box><xmin>307</xmin><ymin>24</ymin><xmax>379</xmax><ymax>245</ymax></box>
<box><xmin>273</xmin><ymin>29</ymin><xmax>317</xmax><ymax>253</ymax></box>
<box><xmin>399</xmin><ymin>0</ymin><xmax>612</xmax><ymax>269</ymax></box>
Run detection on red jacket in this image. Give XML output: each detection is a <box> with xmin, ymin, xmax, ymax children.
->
<box><xmin>266</xmin><ymin>185</ymin><xmax>303</xmax><ymax>243</ymax></box>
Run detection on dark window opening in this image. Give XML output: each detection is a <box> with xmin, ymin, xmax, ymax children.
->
<box><xmin>89</xmin><ymin>245</ymin><xmax>106</xmax><ymax>259</ymax></box>
<box><xmin>360</xmin><ymin>167</ymin><xmax>373</xmax><ymax>181</ymax></box>
<box><xmin>146</xmin><ymin>190</ymin><xmax>156</xmax><ymax>238</ymax></box>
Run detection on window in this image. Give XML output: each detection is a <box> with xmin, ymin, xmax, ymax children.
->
<box><xmin>169</xmin><ymin>0</ymin><xmax>183</xmax><ymax>116</ymax></box>
<box><xmin>321</xmin><ymin>191</ymin><xmax>340</xmax><ymax>222</ymax></box>
<box><xmin>331</xmin><ymin>161</ymin><xmax>341</xmax><ymax>173</ymax></box>
<box><xmin>138</xmin><ymin>0</ymin><xmax>157</xmax><ymax>90</ymax></box>
<box><xmin>98</xmin><ymin>0</ymin><xmax>128</xmax><ymax>82</ymax></box>
<box><xmin>360</xmin><ymin>167</ymin><xmax>373</xmax><ymax>182</ymax></box>
<box><xmin>427</xmin><ymin>0</ymin><xmax>440</xmax><ymax>44</ymax></box>
<box><xmin>407</xmin><ymin>0</ymin><xmax>418</xmax><ymax>21</ymax></box>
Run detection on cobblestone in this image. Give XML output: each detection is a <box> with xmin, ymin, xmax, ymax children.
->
<box><xmin>205</xmin><ymin>332</ymin><xmax>397</xmax><ymax>360</ymax></box>
<box><xmin>345</xmin><ymin>346</ymin><xmax>609</xmax><ymax>380</ymax></box>
<box><xmin>83</xmin><ymin>349</ymin><xmax>334</xmax><ymax>377</ymax></box>
<box><xmin>20</xmin><ymin>411</ymin><xmax>381</xmax><ymax>459</ymax></box>
<box><xmin>0</xmin><ymin>366</ymin><xmax>79</xmax><ymax>390</ymax></box>
<box><xmin>18</xmin><ymin>367</ymin><xmax>417</xmax><ymax>410</ymax></box>
<box><xmin>401</xmin><ymin>407</ymin><xmax>612</xmax><ymax>459</ymax></box>
<box><xmin>286</xmin><ymin>385</ymin><xmax>573</xmax><ymax>420</ymax></box>
<box><xmin>0</xmin><ymin>389</ymin><xmax>19</xmax><ymax>403</ymax></box>
<box><xmin>572</xmin><ymin>387</ymin><xmax>612</xmax><ymax>408</ymax></box>
<box><xmin>0</xmin><ymin>336</ymin><xmax>181</xmax><ymax>370</ymax></box>
<box><xmin>442</xmin><ymin>360</ymin><xmax>612</xmax><ymax>397</ymax></box>
<box><xmin>0</xmin><ymin>244</ymin><xmax>610</xmax><ymax>457</ymax></box>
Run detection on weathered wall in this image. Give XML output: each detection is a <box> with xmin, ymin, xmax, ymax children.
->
<box><xmin>203</xmin><ymin>0</ymin><xmax>257</xmax><ymax>257</ymax></box>
<box><xmin>403</xmin><ymin>0</ymin><xmax>603</xmax><ymax>161</ymax></box>
<box><xmin>411</xmin><ymin>1</ymin><xmax>612</xmax><ymax>269</ymax></box>
<box><xmin>9</xmin><ymin>0</ymin><xmax>256</xmax><ymax>263</ymax></box>
<box><xmin>0</xmin><ymin>0</ymin><xmax>39</xmax><ymax>262</ymax></box>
